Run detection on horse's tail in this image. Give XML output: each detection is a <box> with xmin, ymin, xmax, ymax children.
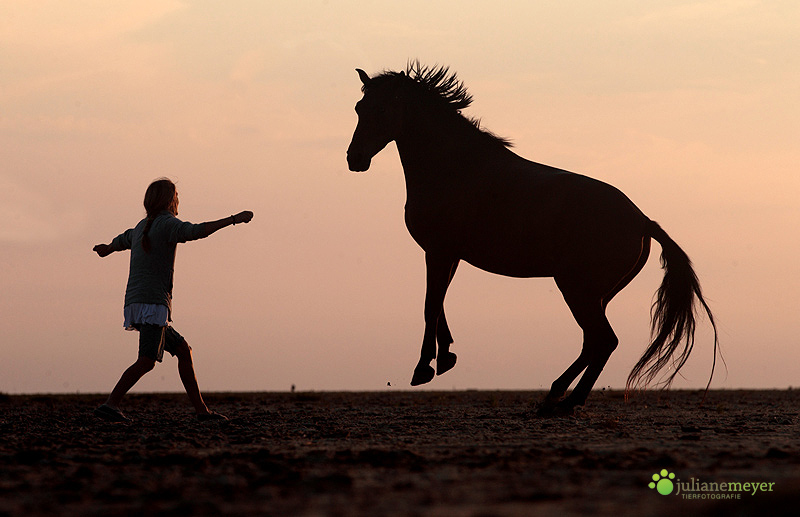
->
<box><xmin>625</xmin><ymin>221</ymin><xmax>720</xmax><ymax>398</ymax></box>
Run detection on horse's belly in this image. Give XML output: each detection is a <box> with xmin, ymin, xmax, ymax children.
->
<box><xmin>465</xmin><ymin>258</ymin><xmax>554</xmax><ymax>278</ymax></box>
<box><xmin>405</xmin><ymin>205</ymin><xmax>558</xmax><ymax>277</ymax></box>
<box><xmin>459</xmin><ymin>240</ymin><xmax>556</xmax><ymax>278</ymax></box>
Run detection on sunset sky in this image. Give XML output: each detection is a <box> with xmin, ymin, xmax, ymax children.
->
<box><xmin>2</xmin><ymin>1</ymin><xmax>798</xmax><ymax>394</ymax></box>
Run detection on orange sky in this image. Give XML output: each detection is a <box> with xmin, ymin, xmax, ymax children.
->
<box><xmin>2</xmin><ymin>1</ymin><xmax>798</xmax><ymax>393</ymax></box>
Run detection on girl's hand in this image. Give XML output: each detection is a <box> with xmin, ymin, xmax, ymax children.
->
<box><xmin>205</xmin><ymin>211</ymin><xmax>254</xmax><ymax>236</ymax></box>
<box><xmin>93</xmin><ymin>244</ymin><xmax>113</xmax><ymax>257</ymax></box>
<box><xmin>234</xmin><ymin>211</ymin><xmax>254</xmax><ymax>224</ymax></box>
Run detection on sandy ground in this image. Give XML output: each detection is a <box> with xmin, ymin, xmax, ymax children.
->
<box><xmin>1</xmin><ymin>390</ymin><xmax>799</xmax><ymax>516</ymax></box>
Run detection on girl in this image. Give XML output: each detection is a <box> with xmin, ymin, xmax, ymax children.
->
<box><xmin>93</xmin><ymin>178</ymin><xmax>253</xmax><ymax>422</ymax></box>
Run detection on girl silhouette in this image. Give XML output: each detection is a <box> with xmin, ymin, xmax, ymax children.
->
<box><xmin>93</xmin><ymin>178</ymin><xmax>253</xmax><ymax>422</ymax></box>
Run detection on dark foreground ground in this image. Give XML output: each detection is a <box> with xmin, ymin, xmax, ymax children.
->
<box><xmin>1</xmin><ymin>390</ymin><xmax>798</xmax><ymax>516</ymax></box>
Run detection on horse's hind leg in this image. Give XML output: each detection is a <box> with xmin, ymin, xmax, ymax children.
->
<box><xmin>540</xmin><ymin>350</ymin><xmax>591</xmax><ymax>411</ymax></box>
<box><xmin>411</xmin><ymin>253</ymin><xmax>458</xmax><ymax>385</ymax></box>
<box><xmin>542</xmin><ymin>280</ymin><xmax>619</xmax><ymax>413</ymax></box>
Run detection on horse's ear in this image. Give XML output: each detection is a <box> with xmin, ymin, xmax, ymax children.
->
<box><xmin>356</xmin><ymin>68</ymin><xmax>371</xmax><ymax>86</ymax></box>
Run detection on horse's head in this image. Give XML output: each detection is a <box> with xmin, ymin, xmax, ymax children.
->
<box><xmin>347</xmin><ymin>68</ymin><xmax>405</xmax><ymax>172</ymax></box>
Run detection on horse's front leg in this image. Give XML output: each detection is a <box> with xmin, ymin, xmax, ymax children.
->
<box><xmin>435</xmin><ymin>310</ymin><xmax>457</xmax><ymax>376</ymax></box>
<box><xmin>435</xmin><ymin>260</ymin><xmax>459</xmax><ymax>376</ymax></box>
<box><xmin>411</xmin><ymin>253</ymin><xmax>457</xmax><ymax>386</ymax></box>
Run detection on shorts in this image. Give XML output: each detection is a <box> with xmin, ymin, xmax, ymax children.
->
<box><xmin>133</xmin><ymin>324</ymin><xmax>185</xmax><ymax>362</ymax></box>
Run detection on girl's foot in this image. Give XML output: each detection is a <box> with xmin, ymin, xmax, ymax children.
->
<box><xmin>94</xmin><ymin>404</ymin><xmax>131</xmax><ymax>422</ymax></box>
<box><xmin>196</xmin><ymin>411</ymin><xmax>228</xmax><ymax>422</ymax></box>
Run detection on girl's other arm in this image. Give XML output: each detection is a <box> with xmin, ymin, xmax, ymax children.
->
<box><xmin>94</xmin><ymin>228</ymin><xmax>134</xmax><ymax>257</ymax></box>
<box><xmin>93</xmin><ymin>243</ymin><xmax>115</xmax><ymax>257</ymax></box>
<box><xmin>203</xmin><ymin>210</ymin><xmax>253</xmax><ymax>237</ymax></box>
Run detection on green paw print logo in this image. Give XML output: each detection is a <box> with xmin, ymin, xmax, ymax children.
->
<box><xmin>649</xmin><ymin>469</ymin><xmax>676</xmax><ymax>495</ymax></box>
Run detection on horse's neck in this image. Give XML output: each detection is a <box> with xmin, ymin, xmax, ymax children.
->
<box><xmin>396</xmin><ymin>115</ymin><xmax>507</xmax><ymax>194</ymax></box>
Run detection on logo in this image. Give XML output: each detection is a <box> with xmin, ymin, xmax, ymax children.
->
<box><xmin>649</xmin><ymin>469</ymin><xmax>676</xmax><ymax>495</ymax></box>
<box><xmin>647</xmin><ymin>470</ymin><xmax>776</xmax><ymax>500</ymax></box>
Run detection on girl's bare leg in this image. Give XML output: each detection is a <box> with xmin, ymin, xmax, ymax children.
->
<box><xmin>174</xmin><ymin>340</ymin><xmax>211</xmax><ymax>414</ymax></box>
<box><xmin>105</xmin><ymin>356</ymin><xmax>156</xmax><ymax>409</ymax></box>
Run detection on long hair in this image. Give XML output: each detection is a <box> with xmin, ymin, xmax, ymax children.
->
<box><xmin>141</xmin><ymin>178</ymin><xmax>178</xmax><ymax>252</ymax></box>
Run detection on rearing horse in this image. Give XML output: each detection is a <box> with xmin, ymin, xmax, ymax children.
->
<box><xmin>346</xmin><ymin>63</ymin><xmax>718</xmax><ymax>413</ymax></box>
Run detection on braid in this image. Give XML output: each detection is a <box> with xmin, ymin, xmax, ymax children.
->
<box><xmin>142</xmin><ymin>217</ymin><xmax>155</xmax><ymax>252</ymax></box>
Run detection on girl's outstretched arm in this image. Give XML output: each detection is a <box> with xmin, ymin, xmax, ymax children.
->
<box><xmin>203</xmin><ymin>210</ymin><xmax>253</xmax><ymax>237</ymax></box>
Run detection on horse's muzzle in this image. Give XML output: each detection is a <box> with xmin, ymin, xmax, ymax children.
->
<box><xmin>347</xmin><ymin>151</ymin><xmax>371</xmax><ymax>172</ymax></box>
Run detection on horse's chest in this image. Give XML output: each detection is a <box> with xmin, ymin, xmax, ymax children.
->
<box><xmin>403</xmin><ymin>202</ymin><xmax>461</xmax><ymax>252</ymax></box>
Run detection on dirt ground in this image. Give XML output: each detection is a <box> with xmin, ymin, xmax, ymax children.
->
<box><xmin>1</xmin><ymin>390</ymin><xmax>798</xmax><ymax>516</ymax></box>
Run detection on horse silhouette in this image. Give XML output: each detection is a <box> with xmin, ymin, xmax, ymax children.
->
<box><xmin>347</xmin><ymin>62</ymin><xmax>718</xmax><ymax>414</ymax></box>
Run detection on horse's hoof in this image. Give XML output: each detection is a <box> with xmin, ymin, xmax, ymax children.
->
<box><xmin>536</xmin><ymin>399</ymin><xmax>580</xmax><ymax>418</ymax></box>
<box><xmin>410</xmin><ymin>364</ymin><xmax>435</xmax><ymax>386</ymax></box>
<box><xmin>536</xmin><ymin>404</ymin><xmax>574</xmax><ymax>418</ymax></box>
<box><xmin>436</xmin><ymin>352</ymin><xmax>457</xmax><ymax>376</ymax></box>
<box><xmin>535</xmin><ymin>395</ymin><xmax>573</xmax><ymax>417</ymax></box>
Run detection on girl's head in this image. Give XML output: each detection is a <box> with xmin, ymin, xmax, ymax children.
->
<box><xmin>142</xmin><ymin>178</ymin><xmax>178</xmax><ymax>252</ymax></box>
<box><xmin>144</xmin><ymin>178</ymin><xmax>178</xmax><ymax>217</ymax></box>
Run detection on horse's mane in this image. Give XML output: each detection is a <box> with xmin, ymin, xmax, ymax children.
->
<box><xmin>367</xmin><ymin>61</ymin><xmax>512</xmax><ymax>148</ymax></box>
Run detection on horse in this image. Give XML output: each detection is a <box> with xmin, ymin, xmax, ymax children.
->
<box><xmin>346</xmin><ymin>62</ymin><xmax>719</xmax><ymax>414</ymax></box>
